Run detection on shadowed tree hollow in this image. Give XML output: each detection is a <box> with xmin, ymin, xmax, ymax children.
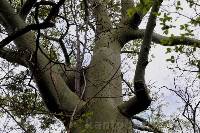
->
<box><xmin>0</xmin><ymin>0</ymin><xmax>200</xmax><ymax>132</ymax></box>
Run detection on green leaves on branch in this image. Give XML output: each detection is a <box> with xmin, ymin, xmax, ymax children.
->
<box><xmin>180</xmin><ymin>24</ymin><xmax>194</xmax><ymax>37</ymax></box>
<box><xmin>190</xmin><ymin>16</ymin><xmax>200</xmax><ymax>26</ymax></box>
<box><xmin>159</xmin><ymin>13</ymin><xmax>173</xmax><ymax>35</ymax></box>
<box><xmin>73</xmin><ymin>112</ymin><xmax>95</xmax><ymax>133</ymax></box>
<box><xmin>166</xmin><ymin>55</ymin><xmax>175</xmax><ymax>63</ymax></box>
<box><xmin>127</xmin><ymin>0</ymin><xmax>153</xmax><ymax>17</ymax></box>
<box><xmin>176</xmin><ymin>1</ymin><xmax>183</xmax><ymax>10</ymax></box>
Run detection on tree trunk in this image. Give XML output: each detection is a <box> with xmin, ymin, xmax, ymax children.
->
<box><xmin>70</xmin><ymin>32</ymin><xmax>132</xmax><ymax>133</ymax></box>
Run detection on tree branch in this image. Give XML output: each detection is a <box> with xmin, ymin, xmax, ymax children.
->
<box><xmin>141</xmin><ymin>29</ymin><xmax>200</xmax><ymax>48</ymax></box>
<box><xmin>0</xmin><ymin>22</ymin><xmax>54</xmax><ymax>49</ymax></box>
<box><xmin>41</xmin><ymin>34</ymin><xmax>70</xmax><ymax>65</ymax></box>
<box><xmin>20</xmin><ymin>0</ymin><xmax>37</xmax><ymax>20</ymax></box>
<box><xmin>118</xmin><ymin>0</ymin><xmax>163</xmax><ymax>118</ymax></box>
<box><xmin>1</xmin><ymin>107</ymin><xmax>28</xmax><ymax>132</ymax></box>
<box><xmin>118</xmin><ymin>28</ymin><xmax>200</xmax><ymax>48</ymax></box>
<box><xmin>44</xmin><ymin>0</ymin><xmax>66</xmax><ymax>23</ymax></box>
<box><xmin>0</xmin><ymin>0</ymin><xmax>85</xmax><ymax>118</ymax></box>
<box><xmin>0</xmin><ymin>48</ymin><xmax>28</xmax><ymax>67</ymax></box>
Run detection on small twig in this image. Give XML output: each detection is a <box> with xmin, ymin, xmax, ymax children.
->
<box><xmin>1</xmin><ymin>107</ymin><xmax>28</xmax><ymax>133</ymax></box>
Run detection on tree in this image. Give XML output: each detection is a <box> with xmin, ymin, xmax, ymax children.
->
<box><xmin>0</xmin><ymin>0</ymin><xmax>200</xmax><ymax>132</ymax></box>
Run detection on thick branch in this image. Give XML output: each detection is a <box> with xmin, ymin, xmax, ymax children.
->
<box><xmin>0</xmin><ymin>48</ymin><xmax>27</xmax><ymax>67</ymax></box>
<box><xmin>0</xmin><ymin>0</ymin><xmax>85</xmax><ymax>116</ymax></box>
<box><xmin>117</xmin><ymin>82</ymin><xmax>151</xmax><ymax>117</ymax></box>
<box><xmin>20</xmin><ymin>0</ymin><xmax>37</xmax><ymax>20</ymax></box>
<box><xmin>139</xmin><ymin>29</ymin><xmax>200</xmax><ymax>48</ymax></box>
<box><xmin>119</xmin><ymin>28</ymin><xmax>200</xmax><ymax>48</ymax></box>
<box><xmin>118</xmin><ymin>0</ymin><xmax>163</xmax><ymax>118</ymax></box>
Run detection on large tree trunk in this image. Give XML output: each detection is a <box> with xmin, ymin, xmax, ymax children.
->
<box><xmin>70</xmin><ymin>32</ymin><xmax>132</xmax><ymax>133</ymax></box>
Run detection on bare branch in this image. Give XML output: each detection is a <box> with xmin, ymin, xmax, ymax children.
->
<box><xmin>44</xmin><ymin>0</ymin><xmax>66</xmax><ymax>23</ymax></box>
<box><xmin>41</xmin><ymin>33</ymin><xmax>71</xmax><ymax>65</ymax></box>
<box><xmin>1</xmin><ymin>107</ymin><xmax>28</xmax><ymax>132</ymax></box>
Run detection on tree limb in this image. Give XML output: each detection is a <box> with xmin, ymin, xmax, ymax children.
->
<box><xmin>117</xmin><ymin>27</ymin><xmax>200</xmax><ymax>48</ymax></box>
<box><xmin>0</xmin><ymin>48</ymin><xmax>28</xmax><ymax>67</ymax></box>
<box><xmin>0</xmin><ymin>0</ymin><xmax>85</xmax><ymax>117</ymax></box>
<box><xmin>140</xmin><ymin>29</ymin><xmax>200</xmax><ymax>48</ymax></box>
<box><xmin>118</xmin><ymin>28</ymin><xmax>200</xmax><ymax>48</ymax></box>
<box><xmin>0</xmin><ymin>22</ymin><xmax>54</xmax><ymax>49</ymax></box>
<box><xmin>118</xmin><ymin>0</ymin><xmax>163</xmax><ymax>118</ymax></box>
<box><xmin>20</xmin><ymin>0</ymin><xmax>37</xmax><ymax>20</ymax></box>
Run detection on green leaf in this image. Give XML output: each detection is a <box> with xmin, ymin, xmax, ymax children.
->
<box><xmin>166</xmin><ymin>56</ymin><xmax>175</xmax><ymax>63</ymax></box>
<box><xmin>127</xmin><ymin>7</ymin><xmax>136</xmax><ymax>17</ymax></box>
<box><xmin>166</xmin><ymin>48</ymin><xmax>172</xmax><ymax>53</ymax></box>
<box><xmin>177</xmin><ymin>1</ymin><xmax>181</xmax><ymax>6</ymax></box>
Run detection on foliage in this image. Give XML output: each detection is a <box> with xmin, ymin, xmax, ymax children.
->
<box><xmin>127</xmin><ymin>0</ymin><xmax>153</xmax><ymax>17</ymax></box>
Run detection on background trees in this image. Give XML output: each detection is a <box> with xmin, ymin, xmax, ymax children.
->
<box><xmin>0</xmin><ymin>0</ymin><xmax>199</xmax><ymax>132</ymax></box>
